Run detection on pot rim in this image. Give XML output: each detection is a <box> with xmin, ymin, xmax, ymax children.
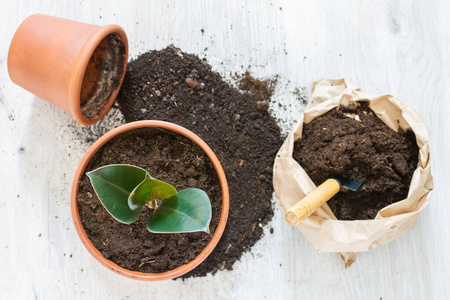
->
<box><xmin>71</xmin><ymin>120</ymin><xmax>229</xmax><ymax>281</ymax></box>
<box><xmin>68</xmin><ymin>24</ymin><xmax>128</xmax><ymax>126</ymax></box>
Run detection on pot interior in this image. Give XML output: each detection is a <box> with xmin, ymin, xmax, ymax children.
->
<box><xmin>80</xmin><ymin>33</ymin><xmax>127</xmax><ymax>120</ymax></box>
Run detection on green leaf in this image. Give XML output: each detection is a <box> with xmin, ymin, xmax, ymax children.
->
<box><xmin>147</xmin><ymin>188</ymin><xmax>212</xmax><ymax>233</ymax></box>
<box><xmin>87</xmin><ymin>164</ymin><xmax>147</xmax><ymax>224</ymax></box>
<box><xmin>128</xmin><ymin>174</ymin><xmax>177</xmax><ymax>210</ymax></box>
<box><xmin>150</xmin><ymin>177</ymin><xmax>178</xmax><ymax>201</ymax></box>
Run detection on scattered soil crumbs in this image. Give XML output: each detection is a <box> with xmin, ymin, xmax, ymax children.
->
<box><xmin>293</xmin><ymin>103</ymin><xmax>419</xmax><ymax>220</ymax></box>
<box><xmin>293</xmin><ymin>87</ymin><xmax>308</xmax><ymax>105</ymax></box>
<box><xmin>117</xmin><ymin>46</ymin><xmax>283</xmax><ymax>278</ymax></box>
<box><xmin>77</xmin><ymin>128</ymin><xmax>222</xmax><ymax>273</ymax></box>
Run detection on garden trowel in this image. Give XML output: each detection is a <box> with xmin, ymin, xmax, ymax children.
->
<box><xmin>285</xmin><ymin>176</ymin><xmax>363</xmax><ymax>225</ymax></box>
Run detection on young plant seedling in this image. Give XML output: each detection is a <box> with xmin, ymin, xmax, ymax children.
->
<box><xmin>86</xmin><ymin>164</ymin><xmax>211</xmax><ymax>233</ymax></box>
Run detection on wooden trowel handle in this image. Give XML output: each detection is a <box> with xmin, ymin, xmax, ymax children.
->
<box><xmin>285</xmin><ymin>179</ymin><xmax>340</xmax><ymax>225</ymax></box>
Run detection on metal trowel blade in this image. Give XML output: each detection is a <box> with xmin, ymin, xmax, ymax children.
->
<box><xmin>333</xmin><ymin>176</ymin><xmax>363</xmax><ymax>191</ymax></box>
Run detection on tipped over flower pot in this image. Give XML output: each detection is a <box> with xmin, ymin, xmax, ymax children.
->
<box><xmin>8</xmin><ymin>14</ymin><xmax>128</xmax><ymax>125</ymax></box>
<box><xmin>71</xmin><ymin>120</ymin><xmax>229</xmax><ymax>280</ymax></box>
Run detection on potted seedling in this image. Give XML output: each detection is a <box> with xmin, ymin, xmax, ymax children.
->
<box><xmin>71</xmin><ymin>120</ymin><xmax>229</xmax><ymax>281</ymax></box>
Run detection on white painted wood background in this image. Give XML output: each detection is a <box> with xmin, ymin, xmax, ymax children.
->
<box><xmin>1</xmin><ymin>0</ymin><xmax>449</xmax><ymax>299</ymax></box>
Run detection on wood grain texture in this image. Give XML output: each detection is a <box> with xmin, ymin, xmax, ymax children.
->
<box><xmin>0</xmin><ymin>0</ymin><xmax>449</xmax><ymax>299</ymax></box>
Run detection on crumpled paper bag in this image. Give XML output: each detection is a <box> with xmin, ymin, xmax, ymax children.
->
<box><xmin>273</xmin><ymin>78</ymin><xmax>433</xmax><ymax>267</ymax></box>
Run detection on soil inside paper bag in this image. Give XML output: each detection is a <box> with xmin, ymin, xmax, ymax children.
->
<box><xmin>293</xmin><ymin>102</ymin><xmax>419</xmax><ymax>220</ymax></box>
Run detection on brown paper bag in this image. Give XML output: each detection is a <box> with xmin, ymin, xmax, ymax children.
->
<box><xmin>273</xmin><ymin>79</ymin><xmax>433</xmax><ymax>267</ymax></box>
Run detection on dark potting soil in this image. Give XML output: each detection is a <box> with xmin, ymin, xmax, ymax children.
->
<box><xmin>238</xmin><ymin>71</ymin><xmax>277</xmax><ymax>111</ymax></box>
<box><xmin>293</xmin><ymin>102</ymin><xmax>419</xmax><ymax>220</ymax></box>
<box><xmin>77</xmin><ymin>128</ymin><xmax>222</xmax><ymax>273</ymax></box>
<box><xmin>117</xmin><ymin>46</ymin><xmax>283</xmax><ymax>278</ymax></box>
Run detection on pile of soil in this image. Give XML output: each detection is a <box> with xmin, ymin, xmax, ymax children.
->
<box><xmin>77</xmin><ymin>128</ymin><xmax>222</xmax><ymax>273</ymax></box>
<box><xmin>117</xmin><ymin>46</ymin><xmax>283</xmax><ymax>277</ymax></box>
<box><xmin>293</xmin><ymin>103</ymin><xmax>419</xmax><ymax>220</ymax></box>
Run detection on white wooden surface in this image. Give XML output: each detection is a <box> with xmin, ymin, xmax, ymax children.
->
<box><xmin>1</xmin><ymin>1</ymin><xmax>449</xmax><ymax>299</ymax></box>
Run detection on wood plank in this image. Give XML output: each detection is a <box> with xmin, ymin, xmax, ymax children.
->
<box><xmin>0</xmin><ymin>0</ymin><xmax>449</xmax><ymax>299</ymax></box>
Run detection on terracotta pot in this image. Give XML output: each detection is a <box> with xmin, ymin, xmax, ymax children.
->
<box><xmin>71</xmin><ymin>120</ymin><xmax>230</xmax><ymax>280</ymax></box>
<box><xmin>8</xmin><ymin>14</ymin><xmax>128</xmax><ymax>125</ymax></box>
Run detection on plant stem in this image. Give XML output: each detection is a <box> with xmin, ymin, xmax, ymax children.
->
<box><xmin>145</xmin><ymin>200</ymin><xmax>157</xmax><ymax>209</ymax></box>
<box><xmin>150</xmin><ymin>199</ymin><xmax>157</xmax><ymax>209</ymax></box>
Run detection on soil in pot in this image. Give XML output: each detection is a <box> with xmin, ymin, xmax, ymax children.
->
<box><xmin>117</xmin><ymin>46</ymin><xmax>283</xmax><ymax>277</ymax></box>
<box><xmin>293</xmin><ymin>102</ymin><xmax>419</xmax><ymax>220</ymax></box>
<box><xmin>76</xmin><ymin>128</ymin><xmax>222</xmax><ymax>273</ymax></box>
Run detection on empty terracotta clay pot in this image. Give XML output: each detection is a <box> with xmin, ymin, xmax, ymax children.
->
<box><xmin>71</xmin><ymin>120</ymin><xmax>230</xmax><ymax>280</ymax></box>
<box><xmin>8</xmin><ymin>14</ymin><xmax>128</xmax><ymax>125</ymax></box>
